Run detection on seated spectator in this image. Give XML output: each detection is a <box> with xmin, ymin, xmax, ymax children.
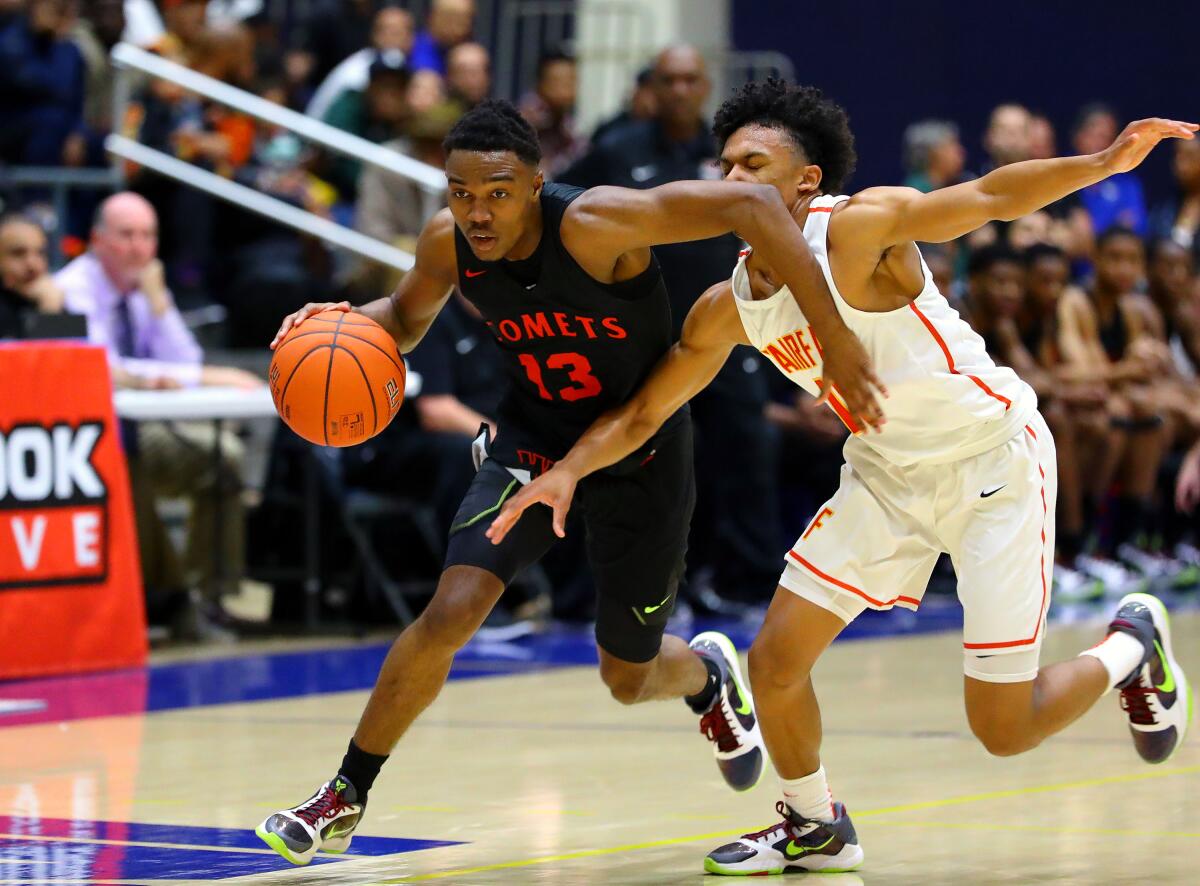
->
<box><xmin>290</xmin><ymin>0</ymin><xmax>374</xmax><ymax>90</ymax></box>
<box><xmin>0</xmin><ymin>214</ymin><xmax>66</xmax><ymax>338</ymax></box>
<box><xmin>1073</xmin><ymin>104</ymin><xmax>1148</xmax><ymax>238</ymax></box>
<box><xmin>445</xmin><ymin>41</ymin><xmax>490</xmax><ymax>112</ymax></box>
<box><xmin>965</xmin><ymin>245</ymin><xmax>1108</xmax><ymax>596</ymax></box>
<box><xmin>54</xmin><ymin>193</ymin><xmax>262</xmax><ymax>628</ymax></box>
<box><xmin>983</xmin><ymin>103</ymin><xmax>1032</xmax><ymax>171</ymax></box>
<box><xmin>901</xmin><ymin>120</ymin><xmax>966</xmax><ymax>192</ymax></box>
<box><xmin>591</xmin><ymin>66</ymin><xmax>656</xmax><ymax>143</ymax></box>
<box><xmin>520</xmin><ymin>51</ymin><xmax>582</xmax><ymax>178</ymax></box>
<box><xmin>1149</xmin><ymin>138</ymin><xmax>1200</xmax><ymax>267</ymax></box>
<box><xmin>409</xmin><ymin>0</ymin><xmax>474</xmax><ymax>75</ymax></box>
<box><xmin>321</xmin><ymin>54</ymin><xmax>412</xmax><ymax>200</ymax></box>
<box><xmin>151</xmin><ymin>0</ymin><xmax>209</xmax><ymax>65</ymax></box>
<box><xmin>1146</xmin><ymin>238</ymin><xmax>1200</xmax><ymax>374</ymax></box>
<box><xmin>306</xmin><ymin>4</ymin><xmax>414</xmax><ymax>121</ymax></box>
<box><xmin>1057</xmin><ymin>227</ymin><xmax>1179</xmax><ymax>581</ymax></box>
<box><xmin>0</xmin><ymin>0</ymin><xmax>85</xmax><ymax>167</ymax></box>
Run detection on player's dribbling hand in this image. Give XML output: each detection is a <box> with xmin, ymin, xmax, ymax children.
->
<box><xmin>486</xmin><ymin>466</ymin><xmax>579</xmax><ymax>544</ymax></box>
<box><xmin>816</xmin><ymin>327</ymin><xmax>887</xmax><ymax>432</ymax></box>
<box><xmin>1102</xmin><ymin>118</ymin><xmax>1198</xmax><ymax>175</ymax></box>
<box><xmin>270</xmin><ymin>301</ymin><xmax>351</xmax><ymax>349</ymax></box>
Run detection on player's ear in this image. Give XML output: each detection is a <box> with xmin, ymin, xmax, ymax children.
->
<box><xmin>532</xmin><ymin>170</ymin><xmax>545</xmax><ymax>200</ymax></box>
<box><xmin>796</xmin><ymin>164</ymin><xmax>823</xmax><ymax>199</ymax></box>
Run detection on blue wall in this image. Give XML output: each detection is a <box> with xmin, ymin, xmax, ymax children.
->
<box><xmin>731</xmin><ymin>0</ymin><xmax>1199</xmax><ymax>202</ymax></box>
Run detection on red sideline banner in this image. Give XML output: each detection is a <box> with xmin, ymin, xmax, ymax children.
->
<box><xmin>0</xmin><ymin>342</ymin><xmax>147</xmax><ymax>678</ymax></box>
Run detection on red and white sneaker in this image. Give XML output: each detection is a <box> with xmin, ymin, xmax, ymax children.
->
<box><xmin>689</xmin><ymin>631</ymin><xmax>766</xmax><ymax>792</ymax></box>
<box><xmin>256</xmin><ymin>776</ymin><xmax>364</xmax><ymax>865</ymax></box>
<box><xmin>1109</xmin><ymin>593</ymin><xmax>1194</xmax><ymax>764</ymax></box>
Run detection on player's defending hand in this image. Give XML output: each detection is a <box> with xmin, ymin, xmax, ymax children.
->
<box><xmin>1102</xmin><ymin>118</ymin><xmax>1197</xmax><ymax>174</ymax></box>
<box><xmin>486</xmin><ymin>466</ymin><xmax>579</xmax><ymax>544</ymax></box>
<box><xmin>270</xmin><ymin>301</ymin><xmax>351</xmax><ymax>349</ymax></box>
<box><xmin>817</xmin><ymin>327</ymin><xmax>888</xmax><ymax>432</ymax></box>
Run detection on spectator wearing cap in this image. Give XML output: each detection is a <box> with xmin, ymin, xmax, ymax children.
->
<box><xmin>409</xmin><ymin>0</ymin><xmax>474</xmax><ymax>75</ymax></box>
<box><xmin>901</xmin><ymin>120</ymin><xmax>967</xmax><ymax>193</ymax></box>
<box><xmin>519</xmin><ymin>51</ymin><xmax>582</xmax><ymax>178</ymax></box>
<box><xmin>321</xmin><ymin>54</ymin><xmax>412</xmax><ymax>200</ymax></box>
<box><xmin>306</xmin><ymin>4</ymin><xmax>414</xmax><ymax>121</ymax></box>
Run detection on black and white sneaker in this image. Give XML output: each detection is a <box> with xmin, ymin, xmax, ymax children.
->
<box><xmin>256</xmin><ymin>776</ymin><xmax>364</xmax><ymax>865</ymax></box>
<box><xmin>1109</xmin><ymin>592</ymin><xmax>1194</xmax><ymax>764</ymax></box>
<box><xmin>705</xmin><ymin>800</ymin><xmax>864</xmax><ymax>875</ymax></box>
<box><xmin>689</xmin><ymin>631</ymin><xmax>765</xmax><ymax>792</ymax></box>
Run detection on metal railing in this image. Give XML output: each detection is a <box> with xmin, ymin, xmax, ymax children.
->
<box><xmin>0</xmin><ymin>166</ymin><xmax>123</xmax><ymax>265</ymax></box>
<box><xmin>107</xmin><ymin>42</ymin><xmax>447</xmax><ymax>271</ymax></box>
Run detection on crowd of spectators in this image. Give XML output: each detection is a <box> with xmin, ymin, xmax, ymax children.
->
<box><xmin>4</xmin><ymin>0</ymin><xmax>1200</xmax><ymax>638</ymax></box>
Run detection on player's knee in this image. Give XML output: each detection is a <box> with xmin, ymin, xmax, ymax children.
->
<box><xmin>748</xmin><ymin>633</ymin><xmax>810</xmax><ymax>693</ymax></box>
<box><xmin>971</xmin><ymin>721</ymin><xmax>1039</xmax><ymax>757</ymax></box>
<box><xmin>417</xmin><ymin>586</ymin><xmax>491</xmax><ymax>652</ymax></box>
<box><xmin>599</xmin><ymin>658</ymin><xmax>650</xmax><ymax>705</ymax></box>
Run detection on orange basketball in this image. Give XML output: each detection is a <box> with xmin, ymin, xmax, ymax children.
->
<box><xmin>269</xmin><ymin>310</ymin><xmax>406</xmax><ymax>447</ymax></box>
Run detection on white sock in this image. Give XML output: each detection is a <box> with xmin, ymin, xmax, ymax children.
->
<box><xmin>781</xmin><ymin>765</ymin><xmax>835</xmax><ymax>823</ymax></box>
<box><xmin>1079</xmin><ymin>631</ymin><xmax>1146</xmax><ymax>689</ymax></box>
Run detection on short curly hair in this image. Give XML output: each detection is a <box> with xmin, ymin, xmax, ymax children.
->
<box><xmin>443</xmin><ymin>98</ymin><xmax>542</xmax><ymax>166</ymax></box>
<box><xmin>713</xmin><ymin>79</ymin><xmax>857</xmax><ymax>193</ymax></box>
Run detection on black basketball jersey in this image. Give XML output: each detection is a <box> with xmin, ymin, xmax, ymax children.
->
<box><xmin>453</xmin><ymin>182</ymin><xmax>682</xmax><ymax>471</ymax></box>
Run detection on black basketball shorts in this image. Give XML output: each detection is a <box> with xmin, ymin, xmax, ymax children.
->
<box><xmin>444</xmin><ymin>417</ymin><xmax>696</xmax><ymax>664</ymax></box>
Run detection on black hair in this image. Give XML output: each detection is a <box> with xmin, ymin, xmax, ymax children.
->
<box><xmin>713</xmin><ymin>78</ymin><xmax>857</xmax><ymax>193</ymax></box>
<box><xmin>968</xmin><ymin>243</ymin><xmax>1022</xmax><ymax>277</ymax></box>
<box><xmin>0</xmin><ymin>211</ymin><xmax>41</xmax><ymax>233</ymax></box>
<box><xmin>537</xmin><ymin>50</ymin><xmax>574</xmax><ymax>81</ymax></box>
<box><xmin>1095</xmin><ymin>224</ymin><xmax>1143</xmax><ymax>252</ymax></box>
<box><xmin>1148</xmin><ymin>236</ymin><xmax>1190</xmax><ymax>264</ymax></box>
<box><xmin>443</xmin><ymin>98</ymin><xmax>542</xmax><ymax>165</ymax></box>
<box><xmin>1023</xmin><ymin>242</ymin><xmax>1067</xmax><ymax>267</ymax></box>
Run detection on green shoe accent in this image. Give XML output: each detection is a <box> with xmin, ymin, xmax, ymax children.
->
<box><xmin>1153</xmin><ymin>640</ymin><xmax>1176</xmax><ymax>693</ymax></box>
<box><xmin>255</xmin><ymin>824</ymin><xmax>308</xmax><ymax>866</ymax></box>
<box><xmin>784</xmin><ymin>834</ymin><xmax>835</xmax><ymax>859</ymax></box>
<box><xmin>703</xmin><ymin>856</ymin><xmax>783</xmax><ymax>876</ymax></box>
<box><xmin>450</xmin><ymin>478</ymin><xmax>519</xmax><ymax>534</ymax></box>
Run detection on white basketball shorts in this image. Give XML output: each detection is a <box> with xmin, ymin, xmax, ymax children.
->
<box><xmin>780</xmin><ymin>411</ymin><xmax>1056</xmax><ymax>683</ymax></box>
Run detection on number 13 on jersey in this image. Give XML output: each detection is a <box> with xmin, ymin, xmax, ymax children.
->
<box><xmin>518</xmin><ymin>352</ymin><xmax>603</xmax><ymax>402</ymax></box>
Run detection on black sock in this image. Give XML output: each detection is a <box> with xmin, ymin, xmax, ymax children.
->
<box><xmin>338</xmin><ymin>739</ymin><xmax>388</xmax><ymax>802</ymax></box>
<box><xmin>685</xmin><ymin>656</ymin><xmax>722</xmax><ymax>714</ymax></box>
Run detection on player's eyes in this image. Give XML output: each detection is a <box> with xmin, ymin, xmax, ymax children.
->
<box><xmin>492</xmin><ymin>191</ymin><xmax>508</xmax><ymax>199</ymax></box>
<box><xmin>452</xmin><ymin>190</ymin><xmax>470</xmax><ymax>200</ymax></box>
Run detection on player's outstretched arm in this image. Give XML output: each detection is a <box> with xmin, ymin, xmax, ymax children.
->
<box><xmin>564</xmin><ymin>180</ymin><xmax>885</xmax><ymax>429</ymax></box>
<box><xmin>270</xmin><ymin>211</ymin><xmax>458</xmax><ymax>353</ymax></box>
<box><xmin>845</xmin><ymin>118</ymin><xmax>1197</xmax><ymax>249</ymax></box>
<box><xmin>486</xmin><ymin>285</ymin><xmax>743</xmax><ymax>543</ymax></box>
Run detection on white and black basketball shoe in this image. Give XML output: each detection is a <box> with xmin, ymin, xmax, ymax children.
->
<box><xmin>256</xmin><ymin>776</ymin><xmax>364</xmax><ymax>865</ymax></box>
<box><xmin>1108</xmin><ymin>592</ymin><xmax>1194</xmax><ymax>764</ymax></box>
<box><xmin>688</xmin><ymin>631</ymin><xmax>766</xmax><ymax>792</ymax></box>
<box><xmin>705</xmin><ymin>800</ymin><xmax>864</xmax><ymax>875</ymax></box>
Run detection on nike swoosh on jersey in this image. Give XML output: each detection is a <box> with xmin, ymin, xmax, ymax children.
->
<box><xmin>980</xmin><ymin>485</ymin><xmax>1006</xmax><ymax>498</ymax></box>
<box><xmin>465</xmin><ymin>269</ymin><xmax>487</xmax><ymax>278</ymax></box>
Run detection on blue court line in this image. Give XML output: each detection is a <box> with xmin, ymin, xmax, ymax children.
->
<box><xmin>0</xmin><ymin>817</ymin><xmax>460</xmax><ymax>881</ymax></box>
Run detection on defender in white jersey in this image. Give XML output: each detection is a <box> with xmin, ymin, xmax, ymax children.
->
<box><xmin>488</xmin><ymin>81</ymin><xmax>1197</xmax><ymax>874</ymax></box>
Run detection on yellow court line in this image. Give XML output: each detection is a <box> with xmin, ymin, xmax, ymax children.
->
<box><xmin>867</xmin><ymin>818</ymin><xmax>1200</xmax><ymax>839</ymax></box>
<box><xmin>376</xmin><ymin>763</ymin><xmax>1200</xmax><ymax>883</ymax></box>
<box><xmin>0</xmin><ymin>832</ymin><xmax>281</xmax><ymax>856</ymax></box>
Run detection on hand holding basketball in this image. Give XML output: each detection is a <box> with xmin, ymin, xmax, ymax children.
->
<box><xmin>270</xmin><ymin>301</ymin><xmax>351</xmax><ymax>349</ymax></box>
<box><xmin>1101</xmin><ymin>118</ymin><xmax>1198</xmax><ymax>174</ymax></box>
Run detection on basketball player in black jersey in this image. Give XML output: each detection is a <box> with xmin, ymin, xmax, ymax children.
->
<box><xmin>256</xmin><ymin>99</ymin><xmax>884</xmax><ymax>866</ymax></box>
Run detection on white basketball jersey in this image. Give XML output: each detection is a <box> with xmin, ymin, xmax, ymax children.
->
<box><xmin>732</xmin><ymin>194</ymin><xmax>1036</xmax><ymax>466</ymax></box>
